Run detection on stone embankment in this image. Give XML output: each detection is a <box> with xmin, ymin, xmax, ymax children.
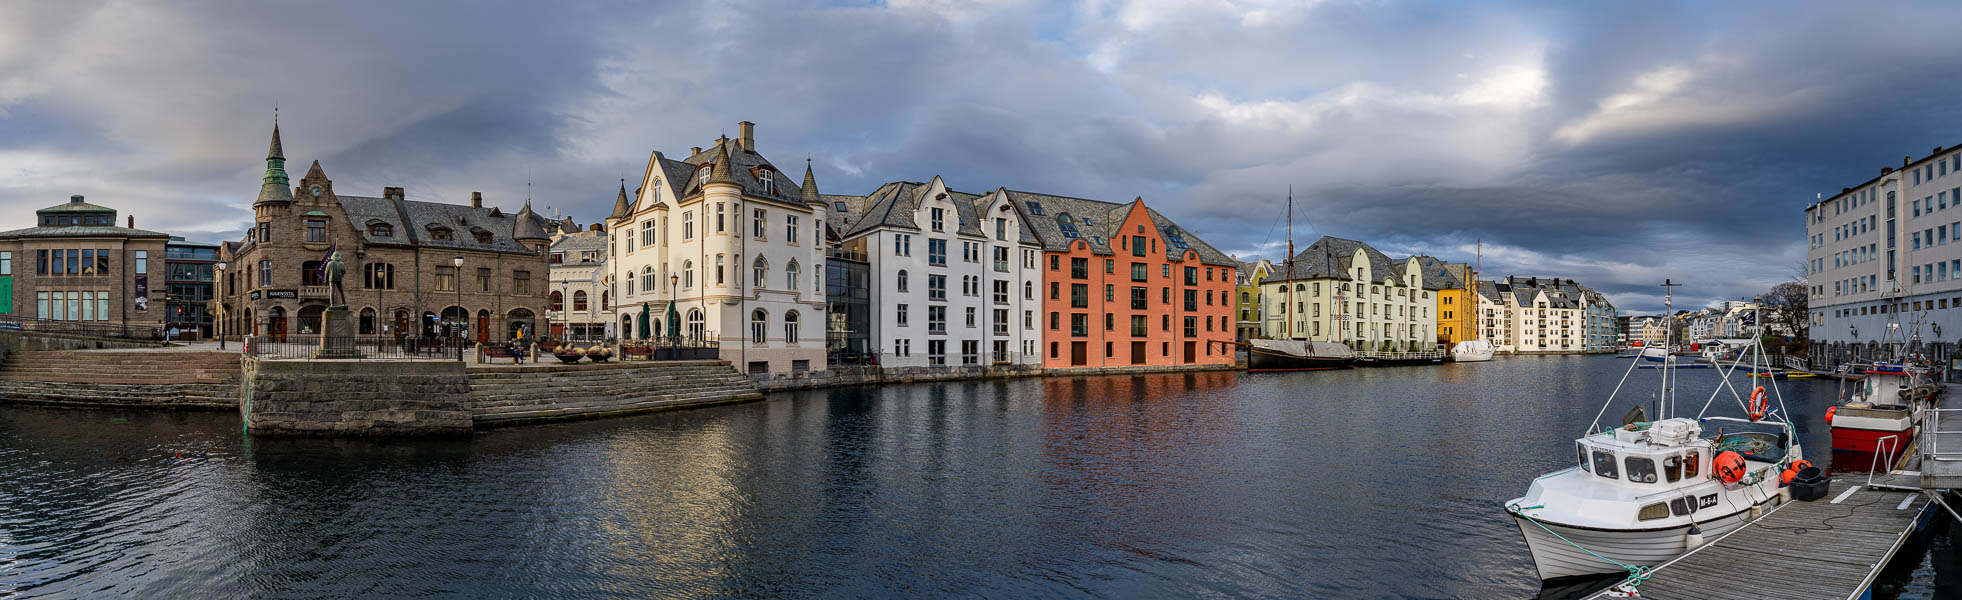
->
<box><xmin>242</xmin><ymin>359</ymin><xmax>474</xmax><ymax>436</ymax></box>
<box><xmin>749</xmin><ymin>361</ymin><xmax>1239</xmax><ymax>392</ymax></box>
<box><xmin>470</xmin><ymin>360</ymin><xmax>761</xmax><ymax>425</ymax></box>
<box><xmin>0</xmin><ymin>350</ymin><xmax>240</xmax><ymax>409</ymax></box>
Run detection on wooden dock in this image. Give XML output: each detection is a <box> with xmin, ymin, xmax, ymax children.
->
<box><xmin>1583</xmin><ymin>475</ymin><xmax>1934</xmax><ymax>600</ymax></box>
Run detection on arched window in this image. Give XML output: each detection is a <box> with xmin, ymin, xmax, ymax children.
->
<box><xmin>626</xmin><ymin>270</ymin><xmax>635</xmax><ymax>295</ymax></box>
<box><xmin>687</xmin><ymin>308</ymin><xmax>705</xmax><ymax>340</ymax></box>
<box><xmin>359</xmin><ymin>307</ymin><xmax>377</xmax><ymax>334</ymax></box>
<box><xmin>784</xmin><ymin>310</ymin><xmax>800</xmax><ymax>343</ymax></box>
<box><xmin>715</xmin><ymin>254</ymin><xmax>726</xmax><ymax>285</ymax></box>
<box><xmin>369</xmin><ymin>223</ymin><xmax>393</xmax><ymax>237</ymax></box>
<box><xmin>898</xmin><ymin>269</ymin><xmax>909</xmax><ymax>292</ymax></box>
<box><xmin>601</xmin><ymin>291</ymin><xmax>609</xmax><ymax>311</ymax></box>
<box><xmin>751</xmin><ymin>309</ymin><xmax>768</xmax><ymax>345</ymax></box>
<box><xmin>753</xmin><ymin>256</ymin><xmax>768</xmax><ymax>289</ymax></box>
<box><xmin>573</xmin><ymin>290</ymin><xmax>588</xmax><ymax>312</ymax></box>
<box><xmin>1024</xmin><ymin>281</ymin><xmax>1032</xmax><ymax>299</ymax></box>
<box><xmin>683</xmin><ymin>260</ymin><xmax>694</xmax><ymax>288</ymax></box>
<box><xmin>786</xmin><ymin>260</ymin><xmax>800</xmax><ymax>290</ymax></box>
<box><xmin>641</xmin><ymin>266</ymin><xmax>654</xmax><ymax>294</ymax></box>
<box><xmin>550</xmin><ymin>291</ymin><xmax>564</xmax><ymax>311</ymax></box>
<box><xmin>1241</xmin><ymin>291</ymin><xmax>1249</xmax><ymax>303</ymax></box>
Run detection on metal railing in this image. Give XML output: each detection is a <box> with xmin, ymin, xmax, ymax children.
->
<box><xmin>1871</xmin><ymin>434</ymin><xmax>1901</xmax><ymax>487</ymax></box>
<box><xmin>1927</xmin><ymin>409</ymin><xmax>1962</xmax><ymax>462</ymax></box>
<box><xmin>246</xmin><ymin>335</ymin><xmax>470</xmax><ymax>360</ymax></box>
<box><xmin>0</xmin><ymin>313</ymin><xmax>164</xmax><ymax>341</ymax></box>
<box><xmin>614</xmin><ymin>336</ymin><xmax>722</xmax><ymax>361</ymax></box>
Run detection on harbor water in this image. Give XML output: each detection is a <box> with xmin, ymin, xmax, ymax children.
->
<box><xmin>2</xmin><ymin>355</ymin><xmax>1957</xmax><ymax>598</ymax></box>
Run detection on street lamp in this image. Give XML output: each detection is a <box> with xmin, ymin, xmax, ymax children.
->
<box><xmin>453</xmin><ymin>255</ymin><xmax>464</xmax><ymax>362</ymax></box>
<box><xmin>669</xmin><ymin>273</ymin><xmax>680</xmax><ymax>341</ymax></box>
<box><xmin>214</xmin><ymin>261</ymin><xmax>227</xmax><ymax>350</ymax></box>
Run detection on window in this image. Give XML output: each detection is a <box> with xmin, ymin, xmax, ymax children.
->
<box><xmin>306</xmin><ymin>220</ymin><xmax>327</xmax><ymax>243</ymax></box>
<box><xmin>573</xmin><ymin>290</ymin><xmax>588</xmax><ymax>312</ymax></box>
<box><xmin>684</xmin><ymin>212</ymin><xmax>695</xmax><ymax>240</ymax></box>
<box><xmin>929</xmin><ymin>239</ymin><xmax>947</xmax><ymax>266</ymax></box>
<box><xmin>715</xmin><ymin>254</ymin><xmax>726</xmax><ymax>285</ymax></box>
<box><xmin>1071</xmin><ymin>284</ymin><xmax>1088</xmax><ymax>308</ymax></box>
<box><xmin>477</xmin><ymin>268</ymin><xmax>491</xmax><ymax>292</ymax></box>
<box><xmin>259</xmin><ymin>260</ymin><xmax>272</xmax><ymax>286</ymax></box>
<box><xmin>753</xmin><ymin>208</ymin><xmax>767</xmax><ymax>238</ymax></box>
<box><xmin>752</xmin><ymin>309</ymin><xmax>768</xmax><ymax>345</ymax></box>
<box><xmin>1071</xmin><ymin>258</ymin><xmax>1088</xmax><ymax>279</ymax></box>
<box><xmin>716</xmin><ymin>203</ymin><xmax>726</xmax><ymax>233</ymax></box>
<box><xmin>786</xmin><ymin>215</ymin><xmax>799</xmax><ymax>244</ymax></box>
<box><xmin>1637</xmin><ymin>503</ymin><xmax>1669</xmax><ymax>522</ymax></box>
<box><xmin>436</xmin><ymin>266</ymin><xmax>457</xmax><ymax>292</ymax></box>
<box><xmin>898</xmin><ymin>270</ymin><xmax>910</xmax><ymax>292</ymax></box>
<box><xmin>1590</xmin><ymin>449</ymin><xmax>1617</xmax><ymax>479</ymax></box>
<box><xmin>428</xmin><ymin>226</ymin><xmax>453</xmax><ymax>241</ymax></box>
<box><xmin>787</xmin><ymin>261</ymin><xmax>800</xmax><ymax>290</ymax></box>
<box><xmin>996</xmin><ymin>218</ymin><xmax>1007</xmax><ymax>240</ymax></box>
<box><xmin>0</xmin><ymin>251</ymin><xmax>9</xmax><ymax>276</ymax></box>
<box><xmin>897</xmin><ymin>304</ymin><xmax>909</xmax><ymax>326</ymax></box>
<box><xmin>513</xmin><ymin>270</ymin><xmax>531</xmax><ymax>294</ymax></box>
<box><xmin>784</xmin><ymin>311</ymin><xmax>800</xmax><ymax>342</ymax></box>
<box><xmin>1624</xmin><ymin>456</ymin><xmax>1657</xmax><ymax>483</ymax></box>
<box><xmin>931</xmin><ymin>207</ymin><xmax>945</xmax><ymax>232</ymax></box>
<box><xmin>1056</xmin><ymin>213</ymin><xmax>1080</xmax><ymax>238</ymax></box>
<box><xmin>754</xmin><ymin>256</ymin><xmax>768</xmax><ymax>288</ymax></box>
<box><xmin>928</xmin><ymin>305</ymin><xmax>947</xmax><ymax>333</ymax></box>
<box><xmin>473</xmin><ymin>230</ymin><xmax>493</xmax><ymax>244</ymax></box>
<box><xmin>895</xmin><ymin>234</ymin><xmax>911</xmax><ymax>256</ymax></box>
<box><xmin>551</xmin><ymin>291</ymin><xmax>565</xmax><ymax>312</ymax></box>
<box><xmin>1662</xmin><ymin>454</ymin><xmax>1683</xmax><ymax>483</ymax></box>
<box><xmin>134</xmin><ymin>250</ymin><xmax>147</xmax><ymax>275</ymax></box>
<box><xmin>1071</xmin><ymin>314</ymin><xmax>1088</xmax><ymax>336</ymax></box>
<box><xmin>928</xmin><ymin>339</ymin><xmax>947</xmax><ymax>365</ymax></box>
<box><xmin>641</xmin><ymin>219</ymin><xmax>656</xmax><ymax>247</ymax></box>
<box><xmin>929</xmin><ymin>274</ymin><xmax>947</xmax><ymax>300</ymax></box>
<box><xmin>1683</xmin><ymin>450</ymin><xmax>1699</xmax><ymax>478</ymax></box>
<box><xmin>683</xmin><ymin>260</ymin><xmax>694</xmax><ymax>288</ymax></box>
<box><xmin>966</xmin><ymin>307</ymin><xmax>977</xmax><ymax>328</ymax></box>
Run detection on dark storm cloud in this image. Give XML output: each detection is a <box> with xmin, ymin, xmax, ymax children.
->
<box><xmin>5</xmin><ymin>0</ymin><xmax>1962</xmax><ymax>312</ymax></box>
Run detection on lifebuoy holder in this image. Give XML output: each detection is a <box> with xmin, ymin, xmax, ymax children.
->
<box><xmin>1747</xmin><ymin>386</ymin><xmax>1769</xmax><ymax>422</ymax></box>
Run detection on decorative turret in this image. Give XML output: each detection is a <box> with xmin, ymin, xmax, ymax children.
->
<box><xmin>801</xmin><ymin>159</ymin><xmax>821</xmax><ymax>206</ymax></box>
<box><xmin>254</xmin><ymin>123</ymin><xmax>294</xmax><ymax>206</ymax></box>
<box><xmin>609</xmin><ymin>179</ymin><xmax>631</xmax><ymax>220</ymax></box>
<box><xmin>513</xmin><ymin>201</ymin><xmax>551</xmax><ymax>244</ymax></box>
<box><xmin>707</xmin><ymin>137</ymin><xmax>738</xmax><ymax>186</ymax></box>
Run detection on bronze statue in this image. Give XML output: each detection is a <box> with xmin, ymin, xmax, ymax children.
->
<box><xmin>326</xmin><ymin>251</ymin><xmax>347</xmax><ymax>307</ymax></box>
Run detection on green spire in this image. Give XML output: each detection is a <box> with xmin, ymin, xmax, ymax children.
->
<box><xmin>263</xmin><ymin>123</ymin><xmax>289</xmax><ymax>187</ymax></box>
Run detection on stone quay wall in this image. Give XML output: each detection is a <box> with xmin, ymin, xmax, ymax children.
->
<box><xmin>469</xmin><ymin>360</ymin><xmax>763</xmax><ymax>426</ymax></box>
<box><xmin>241</xmin><ymin>359</ymin><xmax>474</xmax><ymax>436</ymax></box>
<box><xmin>750</xmin><ymin>361</ymin><xmax>1240</xmax><ymax>393</ymax></box>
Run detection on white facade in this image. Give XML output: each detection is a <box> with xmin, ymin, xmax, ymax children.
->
<box><xmin>547</xmin><ymin>227</ymin><xmax>612</xmax><ymax>341</ymax></box>
<box><xmin>1477</xmin><ymin>277</ymin><xmax>1610</xmax><ymax>354</ymax></box>
<box><xmin>1259</xmin><ymin>238</ymin><xmax>1439</xmax><ymax>352</ymax></box>
<box><xmin>607</xmin><ymin>123</ymin><xmax>827</xmax><ymax>374</ymax></box>
<box><xmin>1807</xmin><ymin>147</ymin><xmax>1962</xmax><ymax>349</ymax></box>
<box><xmin>842</xmin><ymin>178</ymin><xmax>1043</xmax><ymax>367</ymax></box>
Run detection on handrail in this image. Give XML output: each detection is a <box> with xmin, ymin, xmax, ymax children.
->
<box><xmin>1870</xmin><ymin>434</ymin><xmax>1900</xmax><ymax>488</ymax></box>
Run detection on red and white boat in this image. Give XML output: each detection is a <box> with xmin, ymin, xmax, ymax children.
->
<box><xmin>1828</xmin><ymin>362</ymin><xmax>1942</xmax><ymax>453</ymax></box>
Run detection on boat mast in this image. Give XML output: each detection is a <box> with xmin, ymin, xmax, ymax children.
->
<box><xmin>1470</xmin><ymin>238</ymin><xmax>1480</xmax><ymax>345</ymax></box>
<box><xmin>1661</xmin><ymin>279</ymin><xmax>1681</xmax><ymax>419</ymax></box>
<box><xmin>1285</xmin><ymin>186</ymin><xmax>1295</xmax><ymax>341</ymax></box>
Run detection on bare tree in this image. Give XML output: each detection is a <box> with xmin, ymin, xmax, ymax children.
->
<box><xmin>1762</xmin><ymin>280</ymin><xmax>1808</xmax><ymax>342</ymax></box>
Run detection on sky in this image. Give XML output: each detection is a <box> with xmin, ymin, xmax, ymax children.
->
<box><xmin>4</xmin><ymin>1</ymin><xmax>1961</xmax><ymax>314</ymax></box>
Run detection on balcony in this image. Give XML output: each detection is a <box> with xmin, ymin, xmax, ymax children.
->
<box><xmin>300</xmin><ymin>285</ymin><xmax>331</xmax><ymax>299</ymax></box>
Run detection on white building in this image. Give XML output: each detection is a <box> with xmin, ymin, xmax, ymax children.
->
<box><xmin>546</xmin><ymin>215</ymin><xmax>612</xmax><ymax>342</ymax></box>
<box><xmin>1806</xmin><ymin>145</ymin><xmax>1962</xmax><ymax>352</ymax></box>
<box><xmin>1260</xmin><ymin>236</ymin><xmax>1440</xmax><ymax>352</ymax></box>
<box><xmin>1476</xmin><ymin>276</ymin><xmax>1613</xmax><ymax>354</ymax></box>
<box><xmin>827</xmin><ymin>177</ymin><xmax>1044</xmax><ymax>367</ymax></box>
<box><xmin>606</xmin><ymin>122</ymin><xmax>828</xmax><ymax>374</ymax></box>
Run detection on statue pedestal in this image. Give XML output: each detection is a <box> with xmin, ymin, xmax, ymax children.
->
<box><xmin>315</xmin><ymin>306</ymin><xmax>361</xmax><ymax>359</ymax></box>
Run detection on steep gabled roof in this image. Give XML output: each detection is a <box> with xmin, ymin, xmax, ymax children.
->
<box><xmin>1267</xmin><ymin>236</ymin><xmax>1396</xmax><ymax>283</ymax></box>
<box><xmin>1410</xmin><ymin>255</ymin><xmax>1465</xmax><ymax>290</ymax></box>
<box><xmin>840</xmin><ymin>178</ymin><xmax>985</xmax><ymax>240</ymax></box>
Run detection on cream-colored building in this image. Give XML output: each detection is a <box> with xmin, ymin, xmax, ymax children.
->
<box><xmin>1475</xmin><ymin>276</ymin><xmax>1613</xmax><ymax>354</ymax></box>
<box><xmin>605</xmin><ymin>122</ymin><xmax>828</xmax><ymax>374</ymax></box>
<box><xmin>1260</xmin><ymin>236</ymin><xmax>1439</xmax><ymax>352</ymax></box>
<box><xmin>547</xmin><ymin>218</ymin><xmax>612</xmax><ymax>342</ymax></box>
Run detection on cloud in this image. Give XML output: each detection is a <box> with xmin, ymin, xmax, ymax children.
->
<box><xmin>3</xmin><ymin>0</ymin><xmax>1962</xmax><ymax>313</ymax></box>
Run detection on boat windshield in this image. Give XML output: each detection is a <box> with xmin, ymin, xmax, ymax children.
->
<box><xmin>1624</xmin><ymin>456</ymin><xmax>1658</xmax><ymax>483</ymax></box>
<box><xmin>1590</xmin><ymin>449</ymin><xmax>1618</xmax><ymax>479</ymax></box>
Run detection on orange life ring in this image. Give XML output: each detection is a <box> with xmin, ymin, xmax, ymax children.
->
<box><xmin>1825</xmin><ymin>406</ymin><xmax>1837</xmax><ymax>424</ymax></box>
<box><xmin>1747</xmin><ymin>386</ymin><xmax>1769</xmax><ymax>421</ymax></box>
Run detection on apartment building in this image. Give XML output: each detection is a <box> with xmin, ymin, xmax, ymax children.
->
<box><xmin>1476</xmin><ymin>276</ymin><xmax>1615</xmax><ymax>354</ymax></box>
<box><xmin>1805</xmin><ymin>144</ymin><xmax>1962</xmax><ymax>351</ymax></box>
<box><xmin>1260</xmin><ymin>237</ymin><xmax>1442</xmax><ymax>352</ymax></box>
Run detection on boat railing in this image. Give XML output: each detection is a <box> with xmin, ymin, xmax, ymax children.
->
<box><xmin>1359</xmin><ymin>350</ymin><xmax>1448</xmax><ymax>360</ymax></box>
<box><xmin>1870</xmin><ymin>434</ymin><xmax>1902</xmax><ymax>488</ymax></box>
<box><xmin>1924</xmin><ymin>409</ymin><xmax>1962</xmax><ymax>463</ymax></box>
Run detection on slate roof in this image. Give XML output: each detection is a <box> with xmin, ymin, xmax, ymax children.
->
<box><xmin>36</xmin><ymin>200</ymin><xmax>116</xmax><ymax>214</ymax></box>
<box><xmin>339</xmin><ymin>194</ymin><xmax>551</xmax><ymax>255</ymax></box>
<box><xmin>1410</xmin><ymin>256</ymin><xmax>1465</xmax><ymax>291</ymax></box>
<box><xmin>1266</xmin><ymin>236</ymin><xmax>1397</xmax><ymax>282</ymax></box>
<box><xmin>820</xmin><ymin>192</ymin><xmax>869</xmax><ymax>233</ymax></box>
<box><xmin>674</xmin><ymin>138</ymin><xmax>806</xmax><ymax>206</ymax></box>
<box><xmin>551</xmin><ymin>230</ymin><xmax>607</xmax><ymax>254</ymax></box>
<box><xmin>1003</xmin><ymin>190</ymin><xmax>1237</xmax><ymax>267</ymax></box>
<box><xmin>840</xmin><ymin>179</ymin><xmax>986</xmax><ymax>239</ymax></box>
<box><xmin>0</xmin><ymin>225</ymin><xmax>170</xmax><ymax>239</ymax></box>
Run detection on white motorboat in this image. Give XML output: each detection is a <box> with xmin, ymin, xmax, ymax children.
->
<box><xmin>1450</xmin><ymin>340</ymin><xmax>1494</xmax><ymax>362</ymax></box>
<box><xmin>1507</xmin><ymin>281</ymin><xmax>1805</xmax><ymax>586</ymax></box>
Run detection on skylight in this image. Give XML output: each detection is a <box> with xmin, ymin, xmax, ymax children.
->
<box><xmin>1027</xmin><ymin>201</ymin><xmax>1045</xmax><ymax>215</ymax></box>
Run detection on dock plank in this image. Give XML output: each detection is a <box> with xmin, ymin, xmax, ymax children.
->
<box><xmin>1583</xmin><ymin>476</ymin><xmax>1928</xmax><ymax>600</ymax></box>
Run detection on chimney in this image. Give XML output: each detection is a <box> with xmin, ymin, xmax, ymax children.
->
<box><xmin>127</xmin><ymin>216</ymin><xmax>134</xmax><ymax>228</ymax></box>
<box><xmin>70</xmin><ymin>195</ymin><xmax>84</xmax><ymax>204</ymax></box>
<box><xmin>590</xmin><ymin>223</ymin><xmax>603</xmax><ymax>232</ymax></box>
<box><xmin>471</xmin><ymin>192</ymin><xmax>483</xmax><ymax>208</ymax></box>
<box><xmin>691</xmin><ymin>146</ymin><xmax>702</xmax><ymax>156</ymax></box>
<box><xmin>383</xmin><ymin>186</ymin><xmax>405</xmax><ymax>200</ymax></box>
<box><xmin>1843</xmin><ymin>187</ymin><xmax>1853</xmax><ymax>194</ymax></box>
<box><xmin>1905</xmin><ymin>156</ymin><xmax>1913</xmax><ymax>167</ymax></box>
<box><xmin>738</xmin><ymin>121</ymin><xmax>755</xmax><ymax>151</ymax></box>
<box><xmin>1881</xmin><ymin>167</ymin><xmax>1893</xmax><ymax>175</ymax></box>
<box><xmin>1938</xmin><ymin>146</ymin><xmax>1948</xmax><ymax>155</ymax></box>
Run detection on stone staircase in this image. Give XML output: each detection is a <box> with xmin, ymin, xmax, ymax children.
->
<box><xmin>0</xmin><ymin>350</ymin><xmax>242</xmax><ymax>409</ymax></box>
<box><xmin>468</xmin><ymin>360</ymin><xmax>763</xmax><ymax>425</ymax></box>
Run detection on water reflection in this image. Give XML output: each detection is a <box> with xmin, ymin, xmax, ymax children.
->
<box><xmin>1</xmin><ymin>358</ymin><xmax>1957</xmax><ymax>598</ymax></box>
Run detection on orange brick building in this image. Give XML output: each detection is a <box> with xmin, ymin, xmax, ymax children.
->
<box><xmin>1003</xmin><ymin>191</ymin><xmax>1237</xmax><ymax>369</ymax></box>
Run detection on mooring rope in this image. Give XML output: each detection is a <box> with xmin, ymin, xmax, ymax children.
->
<box><xmin>1507</xmin><ymin>502</ymin><xmax>1651</xmax><ymax>595</ymax></box>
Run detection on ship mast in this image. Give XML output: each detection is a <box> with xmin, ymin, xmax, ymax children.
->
<box><xmin>1284</xmin><ymin>185</ymin><xmax>1295</xmax><ymax>340</ymax></box>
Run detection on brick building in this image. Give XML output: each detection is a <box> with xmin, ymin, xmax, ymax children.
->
<box><xmin>0</xmin><ymin>195</ymin><xmax>170</xmax><ymax>333</ymax></box>
<box><xmin>216</xmin><ymin>124</ymin><xmax>552</xmax><ymax>342</ymax></box>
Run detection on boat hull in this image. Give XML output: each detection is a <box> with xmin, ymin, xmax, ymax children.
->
<box><xmin>1247</xmin><ymin>349</ymin><xmax>1355</xmax><ymax>372</ymax></box>
<box><xmin>1355</xmin><ymin>355</ymin><xmax>1446</xmax><ymax>367</ymax></box>
<box><xmin>1830</xmin><ymin>422</ymin><xmax>1915</xmax><ymax>454</ymax></box>
<box><xmin>1512</xmin><ymin>499</ymin><xmax>1765</xmax><ymax>581</ymax></box>
<box><xmin>1451</xmin><ymin>352</ymin><xmax>1493</xmax><ymax>362</ymax></box>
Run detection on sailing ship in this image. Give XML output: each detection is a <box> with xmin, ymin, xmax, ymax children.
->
<box><xmin>1246</xmin><ymin>186</ymin><xmax>1361</xmax><ymax>371</ymax></box>
<box><xmin>1450</xmin><ymin>241</ymin><xmax>1494</xmax><ymax>362</ymax></box>
<box><xmin>1507</xmin><ymin>281</ymin><xmax>1805</xmax><ymax>585</ymax></box>
<box><xmin>1449</xmin><ymin>340</ymin><xmax>1495</xmax><ymax>362</ymax></box>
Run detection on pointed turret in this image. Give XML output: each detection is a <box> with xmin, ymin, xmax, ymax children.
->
<box><xmin>801</xmin><ymin>159</ymin><xmax>820</xmax><ymax>205</ymax></box>
<box><xmin>513</xmin><ymin>201</ymin><xmax>551</xmax><ymax>243</ymax></box>
<box><xmin>609</xmin><ymin>179</ymin><xmax>631</xmax><ymax>220</ymax></box>
<box><xmin>707</xmin><ymin>137</ymin><xmax>738</xmax><ymax>185</ymax></box>
<box><xmin>254</xmin><ymin>123</ymin><xmax>294</xmax><ymax>206</ymax></box>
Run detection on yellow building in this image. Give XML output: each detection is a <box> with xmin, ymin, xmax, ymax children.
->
<box><xmin>1235</xmin><ymin>259</ymin><xmax>1272</xmax><ymax>342</ymax></box>
<box><xmin>1415</xmin><ymin>256</ymin><xmax>1475</xmax><ymax>346</ymax></box>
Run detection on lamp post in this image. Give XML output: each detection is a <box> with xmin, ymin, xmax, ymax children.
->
<box><xmin>453</xmin><ymin>255</ymin><xmax>464</xmax><ymax>362</ymax></box>
<box><xmin>669</xmin><ymin>273</ymin><xmax>680</xmax><ymax>341</ymax></box>
<box><xmin>214</xmin><ymin>261</ymin><xmax>226</xmax><ymax>350</ymax></box>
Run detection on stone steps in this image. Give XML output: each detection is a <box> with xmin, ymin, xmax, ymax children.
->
<box><xmin>0</xmin><ymin>350</ymin><xmax>243</xmax><ymax>407</ymax></box>
<box><xmin>466</xmin><ymin>361</ymin><xmax>761</xmax><ymax>424</ymax></box>
<box><xmin>0</xmin><ymin>379</ymin><xmax>239</xmax><ymax>409</ymax></box>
